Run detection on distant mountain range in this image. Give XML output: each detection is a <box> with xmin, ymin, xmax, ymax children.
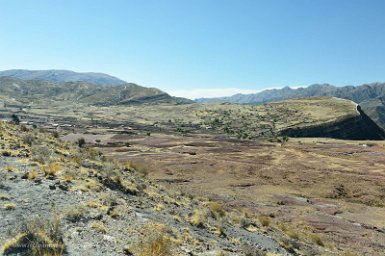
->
<box><xmin>0</xmin><ymin>69</ymin><xmax>126</xmax><ymax>86</ymax></box>
<box><xmin>196</xmin><ymin>83</ymin><xmax>385</xmax><ymax>104</ymax></box>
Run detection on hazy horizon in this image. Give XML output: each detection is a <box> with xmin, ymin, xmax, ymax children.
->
<box><xmin>1</xmin><ymin>68</ymin><xmax>385</xmax><ymax>99</ymax></box>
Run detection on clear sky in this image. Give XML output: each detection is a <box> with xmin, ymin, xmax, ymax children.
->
<box><xmin>1</xmin><ymin>0</ymin><xmax>385</xmax><ymax>99</ymax></box>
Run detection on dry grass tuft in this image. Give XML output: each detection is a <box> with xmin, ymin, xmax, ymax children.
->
<box><xmin>154</xmin><ymin>203</ymin><xmax>165</xmax><ymax>212</ymax></box>
<box><xmin>258</xmin><ymin>215</ymin><xmax>271</xmax><ymax>227</ymax></box>
<box><xmin>0</xmin><ymin>193</ymin><xmax>11</xmax><ymax>201</ymax></box>
<box><xmin>0</xmin><ymin>212</ymin><xmax>65</xmax><ymax>256</ymax></box>
<box><xmin>86</xmin><ymin>201</ymin><xmax>105</xmax><ymax>209</ymax></box>
<box><xmin>65</xmin><ymin>205</ymin><xmax>87</xmax><ymax>222</ymax></box>
<box><xmin>131</xmin><ymin>161</ymin><xmax>149</xmax><ymax>176</ymax></box>
<box><xmin>309</xmin><ymin>233</ymin><xmax>324</xmax><ymax>246</ymax></box>
<box><xmin>90</xmin><ymin>221</ymin><xmax>108</xmax><ymax>234</ymax></box>
<box><xmin>63</xmin><ymin>175</ymin><xmax>73</xmax><ymax>183</ymax></box>
<box><xmin>209</xmin><ymin>202</ymin><xmax>226</xmax><ymax>219</ymax></box>
<box><xmin>130</xmin><ymin>222</ymin><xmax>173</xmax><ymax>256</ymax></box>
<box><xmin>189</xmin><ymin>209</ymin><xmax>208</xmax><ymax>228</ymax></box>
<box><xmin>73</xmin><ymin>155</ymin><xmax>81</xmax><ymax>167</ymax></box>
<box><xmin>27</xmin><ymin>170</ymin><xmax>39</xmax><ymax>180</ymax></box>
<box><xmin>0</xmin><ymin>233</ymin><xmax>26</xmax><ymax>255</ymax></box>
<box><xmin>3</xmin><ymin>203</ymin><xmax>16</xmax><ymax>210</ymax></box>
<box><xmin>42</xmin><ymin>163</ymin><xmax>61</xmax><ymax>177</ymax></box>
<box><xmin>4</xmin><ymin>165</ymin><xmax>14</xmax><ymax>172</ymax></box>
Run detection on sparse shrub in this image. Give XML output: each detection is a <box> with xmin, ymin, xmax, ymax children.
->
<box><xmin>87</xmin><ymin>147</ymin><xmax>100</xmax><ymax>159</ymax></box>
<box><xmin>31</xmin><ymin>145</ymin><xmax>54</xmax><ymax>164</ymax></box>
<box><xmin>121</xmin><ymin>160</ymin><xmax>132</xmax><ymax>170</ymax></box>
<box><xmin>131</xmin><ymin>161</ymin><xmax>149</xmax><ymax>176</ymax></box>
<box><xmin>130</xmin><ymin>222</ymin><xmax>173</xmax><ymax>256</ymax></box>
<box><xmin>0</xmin><ymin>193</ymin><xmax>10</xmax><ymax>200</ymax></box>
<box><xmin>62</xmin><ymin>168</ymin><xmax>77</xmax><ymax>182</ymax></box>
<box><xmin>280</xmin><ymin>238</ymin><xmax>300</xmax><ymax>254</ymax></box>
<box><xmin>209</xmin><ymin>202</ymin><xmax>226</xmax><ymax>219</ymax></box>
<box><xmin>63</xmin><ymin>175</ymin><xmax>73</xmax><ymax>183</ymax></box>
<box><xmin>0</xmin><ymin>212</ymin><xmax>66</xmax><ymax>255</ymax></box>
<box><xmin>240</xmin><ymin>217</ymin><xmax>251</xmax><ymax>229</ymax></box>
<box><xmin>100</xmin><ymin>192</ymin><xmax>118</xmax><ymax>206</ymax></box>
<box><xmin>258</xmin><ymin>215</ymin><xmax>270</xmax><ymax>227</ymax></box>
<box><xmin>27</xmin><ymin>170</ymin><xmax>39</xmax><ymax>180</ymax></box>
<box><xmin>330</xmin><ymin>183</ymin><xmax>348</xmax><ymax>198</ymax></box>
<box><xmin>20</xmin><ymin>125</ymin><xmax>28</xmax><ymax>132</ymax></box>
<box><xmin>309</xmin><ymin>233</ymin><xmax>324</xmax><ymax>246</ymax></box>
<box><xmin>11</xmin><ymin>114</ymin><xmax>20</xmax><ymax>125</ymax></box>
<box><xmin>121</xmin><ymin>180</ymin><xmax>139</xmax><ymax>195</ymax></box>
<box><xmin>215</xmin><ymin>251</ymin><xmax>228</xmax><ymax>256</ymax></box>
<box><xmin>90</xmin><ymin>221</ymin><xmax>108</xmax><ymax>234</ymax></box>
<box><xmin>73</xmin><ymin>155</ymin><xmax>81</xmax><ymax>167</ymax></box>
<box><xmin>4</xmin><ymin>165</ymin><xmax>14</xmax><ymax>172</ymax></box>
<box><xmin>84</xmin><ymin>179</ymin><xmax>103</xmax><ymax>192</ymax></box>
<box><xmin>3</xmin><ymin>203</ymin><xmax>16</xmax><ymax>210</ymax></box>
<box><xmin>213</xmin><ymin>223</ymin><xmax>226</xmax><ymax>237</ymax></box>
<box><xmin>286</xmin><ymin>228</ymin><xmax>299</xmax><ymax>240</ymax></box>
<box><xmin>189</xmin><ymin>209</ymin><xmax>208</xmax><ymax>228</ymax></box>
<box><xmin>154</xmin><ymin>203</ymin><xmax>165</xmax><ymax>212</ymax></box>
<box><xmin>77</xmin><ymin>137</ymin><xmax>86</xmax><ymax>148</ymax></box>
<box><xmin>277</xmin><ymin>222</ymin><xmax>287</xmax><ymax>231</ymax></box>
<box><xmin>42</xmin><ymin>163</ymin><xmax>61</xmax><ymax>177</ymax></box>
<box><xmin>52</xmin><ymin>131</ymin><xmax>59</xmax><ymax>138</ymax></box>
<box><xmin>241</xmin><ymin>208</ymin><xmax>251</xmax><ymax>218</ymax></box>
<box><xmin>241</xmin><ymin>243</ymin><xmax>266</xmax><ymax>256</ymax></box>
<box><xmin>107</xmin><ymin>205</ymin><xmax>125</xmax><ymax>219</ymax></box>
<box><xmin>86</xmin><ymin>201</ymin><xmax>104</xmax><ymax>209</ymax></box>
<box><xmin>65</xmin><ymin>205</ymin><xmax>87</xmax><ymax>222</ymax></box>
<box><xmin>22</xmin><ymin>134</ymin><xmax>34</xmax><ymax>146</ymax></box>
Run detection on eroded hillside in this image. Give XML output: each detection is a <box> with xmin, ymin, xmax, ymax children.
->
<box><xmin>0</xmin><ymin>122</ymin><xmax>295</xmax><ymax>255</ymax></box>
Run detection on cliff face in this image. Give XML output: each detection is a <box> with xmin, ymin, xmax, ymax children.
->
<box><xmin>280</xmin><ymin>105</ymin><xmax>385</xmax><ymax>140</ymax></box>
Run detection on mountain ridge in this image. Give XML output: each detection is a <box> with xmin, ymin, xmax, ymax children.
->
<box><xmin>196</xmin><ymin>83</ymin><xmax>385</xmax><ymax>104</ymax></box>
<box><xmin>0</xmin><ymin>69</ymin><xmax>126</xmax><ymax>86</ymax></box>
<box><xmin>0</xmin><ymin>76</ymin><xmax>192</xmax><ymax>105</ymax></box>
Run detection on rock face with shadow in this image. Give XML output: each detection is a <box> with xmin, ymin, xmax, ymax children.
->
<box><xmin>280</xmin><ymin>105</ymin><xmax>385</xmax><ymax>140</ymax></box>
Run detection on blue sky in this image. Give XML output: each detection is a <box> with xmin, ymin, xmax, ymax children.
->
<box><xmin>1</xmin><ymin>0</ymin><xmax>385</xmax><ymax>99</ymax></box>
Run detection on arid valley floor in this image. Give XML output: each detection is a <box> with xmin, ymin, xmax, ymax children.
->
<box><xmin>62</xmin><ymin>129</ymin><xmax>385</xmax><ymax>255</ymax></box>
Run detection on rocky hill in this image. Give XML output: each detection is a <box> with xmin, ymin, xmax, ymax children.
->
<box><xmin>0</xmin><ymin>77</ymin><xmax>192</xmax><ymax>105</ymax></box>
<box><xmin>0</xmin><ymin>69</ymin><xmax>126</xmax><ymax>86</ymax></box>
